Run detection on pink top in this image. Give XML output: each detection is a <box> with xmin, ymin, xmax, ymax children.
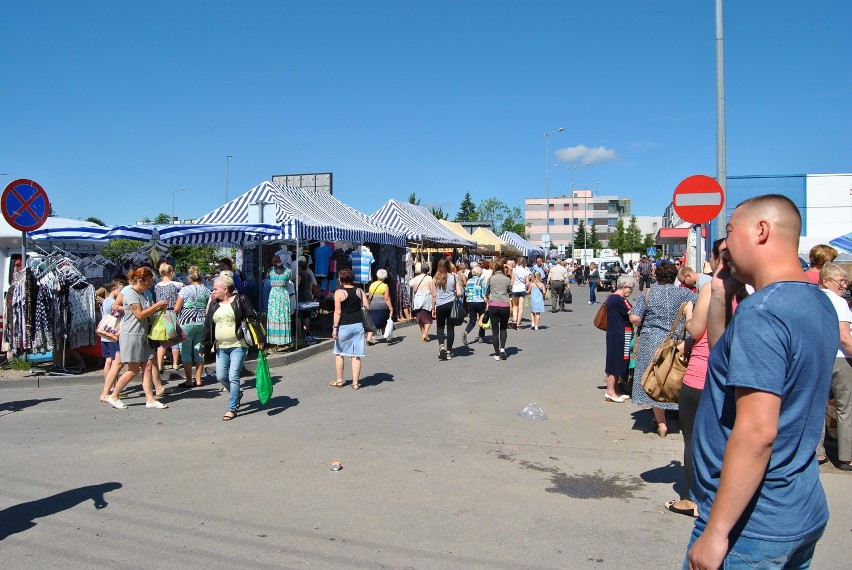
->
<box><xmin>683</xmin><ymin>334</ymin><xmax>709</xmax><ymax>389</ymax></box>
<box><xmin>683</xmin><ymin>295</ymin><xmax>740</xmax><ymax>390</ymax></box>
<box><xmin>804</xmin><ymin>268</ymin><xmax>820</xmax><ymax>284</ymax></box>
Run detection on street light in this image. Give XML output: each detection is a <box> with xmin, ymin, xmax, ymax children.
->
<box><xmin>554</xmin><ymin>162</ymin><xmax>591</xmax><ymax>259</ymax></box>
<box><xmin>225</xmin><ymin>155</ymin><xmax>234</xmax><ymax>203</ymax></box>
<box><xmin>544</xmin><ymin>127</ymin><xmax>565</xmax><ymax>250</ymax></box>
<box><xmin>171</xmin><ymin>188</ymin><xmax>185</xmax><ymax>222</ymax></box>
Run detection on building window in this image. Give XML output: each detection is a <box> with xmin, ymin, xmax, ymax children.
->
<box><xmin>549</xmin><ymin>204</ymin><xmax>555</xmax><ymax>211</ymax></box>
<box><xmin>563</xmin><ymin>204</ymin><xmax>570</xmax><ymax>211</ymax></box>
<box><xmin>573</xmin><ymin>218</ymin><xmax>579</xmax><ymax>226</ymax></box>
<box><xmin>608</xmin><ymin>217</ymin><xmax>617</xmax><ymax>226</ymax></box>
<box><xmin>563</xmin><ymin>218</ymin><xmax>571</xmax><ymax>225</ymax></box>
<box><xmin>548</xmin><ymin>219</ymin><xmax>555</xmax><ymax>225</ymax></box>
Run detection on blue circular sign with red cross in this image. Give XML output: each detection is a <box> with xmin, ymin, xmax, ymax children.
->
<box><xmin>2</xmin><ymin>179</ymin><xmax>51</xmax><ymax>232</ymax></box>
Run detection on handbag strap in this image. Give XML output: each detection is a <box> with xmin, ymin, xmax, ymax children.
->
<box><xmin>665</xmin><ymin>301</ymin><xmax>690</xmax><ymax>342</ymax></box>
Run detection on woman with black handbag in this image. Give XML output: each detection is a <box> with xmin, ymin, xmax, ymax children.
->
<box><xmin>200</xmin><ymin>274</ymin><xmax>266</xmax><ymax>421</ymax></box>
<box><xmin>331</xmin><ymin>268</ymin><xmax>370</xmax><ymax>389</ymax></box>
<box><xmin>431</xmin><ymin>258</ymin><xmax>463</xmax><ymax>361</ymax></box>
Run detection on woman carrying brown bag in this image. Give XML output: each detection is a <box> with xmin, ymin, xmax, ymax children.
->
<box><xmin>628</xmin><ymin>262</ymin><xmax>697</xmax><ymax>437</ymax></box>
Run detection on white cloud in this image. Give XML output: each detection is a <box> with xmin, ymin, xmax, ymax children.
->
<box><xmin>555</xmin><ymin>145</ymin><xmax>619</xmax><ymax>165</ymax></box>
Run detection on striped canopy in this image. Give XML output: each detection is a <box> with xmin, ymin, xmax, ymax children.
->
<box><xmin>29</xmin><ymin>224</ymin><xmax>155</xmax><ymax>242</ymax></box>
<box><xmin>499</xmin><ymin>231</ymin><xmax>544</xmax><ymax>257</ymax></box>
<box><xmin>196</xmin><ymin>181</ymin><xmax>406</xmax><ymax>246</ymax></box>
<box><xmin>371</xmin><ymin>199</ymin><xmax>476</xmax><ymax>247</ymax></box>
<box><xmin>829</xmin><ymin>231</ymin><xmax>852</xmax><ymax>255</ymax></box>
<box><xmin>157</xmin><ymin>223</ymin><xmax>283</xmax><ymax>247</ymax></box>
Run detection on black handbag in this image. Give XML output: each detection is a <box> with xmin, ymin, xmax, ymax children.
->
<box><xmin>565</xmin><ymin>289</ymin><xmax>573</xmax><ymax>304</ymax></box>
<box><xmin>449</xmin><ymin>299</ymin><xmax>465</xmax><ymax>326</ymax></box>
<box><xmin>361</xmin><ymin>307</ymin><xmax>378</xmax><ymax>334</ymax></box>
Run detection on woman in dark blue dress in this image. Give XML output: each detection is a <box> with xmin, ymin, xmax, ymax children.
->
<box><xmin>603</xmin><ymin>275</ymin><xmax>637</xmax><ymax>402</ymax></box>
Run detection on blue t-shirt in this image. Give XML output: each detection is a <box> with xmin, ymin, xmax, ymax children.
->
<box><xmin>691</xmin><ymin>282</ymin><xmax>837</xmax><ymax>541</ymax></box>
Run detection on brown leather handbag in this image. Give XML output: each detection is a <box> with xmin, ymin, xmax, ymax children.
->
<box><xmin>640</xmin><ymin>301</ymin><xmax>690</xmax><ymax>403</ymax></box>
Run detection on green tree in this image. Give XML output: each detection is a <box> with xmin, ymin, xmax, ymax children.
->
<box><xmin>642</xmin><ymin>233</ymin><xmax>656</xmax><ymax>251</ymax></box>
<box><xmin>625</xmin><ymin>215</ymin><xmax>644</xmax><ymax>253</ymax></box>
<box><xmin>476</xmin><ymin>198</ymin><xmax>508</xmax><ymax>232</ymax></box>
<box><xmin>169</xmin><ymin>245</ymin><xmax>219</xmax><ymax>273</ymax></box>
<box><xmin>429</xmin><ymin>206</ymin><xmax>447</xmax><ymax>220</ymax></box>
<box><xmin>575</xmin><ymin>219</ymin><xmax>589</xmax><ymax>252</ymax></box>
<box><xmin>454</xmin><ymin>192</ymin><xmax>478</xmax><ymax>221</ymax></box>
<box><xmin>153</xmin><ymin>213</ymin><xmax>171</xmax><ymax>224</ymax></box>
<box><xmin>608</xmin><ymin>218</ymin><xmax>627</xmax><ymax>253</ymax></box>
<box><xmin>408</xmin><ymin>193</ymin><xmax>421</xmax><ymax>205</ymax></box>
<box><xmin>140</xmin><ymin>216</ymin><xmax>152</xmax><ymax>224</ymax></box>
<box><xmin>86</xmin><ymin>216</ymin><xmax>107</xmax><ymax>226</ymax></box>
<box><xmin>101</xmin><ymin>238</ymin><xmax>142</xmax><ymax>263</ymax></box>
<box><xmin>499</xmin><ymin>206</ymin><xmax>526</xmax><ymax>236</ymax></box>
<box><xmin>588</xmin><ymin>221</ymin><xmax>603</xmax><ymax>251</ymax></box>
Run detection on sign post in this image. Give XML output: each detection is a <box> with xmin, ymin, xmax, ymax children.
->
<box><xmin>672</xmin><ymin>175</ymin><xmax>725</xmax><ymax>273</ymax></box>
<box><xmin>2</xmin><ymin>179</ymin><xmax>51</xmax><ymax>272</ymax></box>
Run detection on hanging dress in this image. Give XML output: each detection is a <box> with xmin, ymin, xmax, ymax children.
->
<box><xmin>266</xmin><ymin>267</ymin><xmax>293</xmax><ymax>344</ymax></box>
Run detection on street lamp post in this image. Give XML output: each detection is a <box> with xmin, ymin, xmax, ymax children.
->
<box><xmin>171</xmin><ymin>188</ymin><xmax>186</xmax><ymax>222</ymax></box>
<box><xmin>554</xmin><ymin>162</ymin><xmax>591</xmax><ymax>260</ymax></box>
<box><xmin>225</xmin><ymin>155</ymin><xmax>234</xmax><ymax>203</ymax></box>
<box><xmin>544</xmin><ymin>127</ymin><xmax>564</xmax><ymax>250</ymax></box>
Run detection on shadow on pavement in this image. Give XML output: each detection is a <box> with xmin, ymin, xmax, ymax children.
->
<box><xmin>629</xmin><ymin>409</ymin><xmax>681</xmax><ymax>435</ymax></box>
<box><xmin>641</xmin><ymin>460</ymin><xmax>686</xmax><ymax>498</ymax></box>
<box><xmin>359</xmin><ymin>372</ymin><xmax>395</xmax><ymax>388</ymax></box>
<box><xmin>0</xmin><ymin>398</ymin><xmax>61</xmax><ymax>418</ymax></box>
<box><xmin>240</xmin><ymin>395</ymin><xmax>300</xmax><ymax>417</ymax></box>
<box><xmin>0</xmin><ymin>482</ymin><xmax>122</xmax><ymax>541</ymax></box>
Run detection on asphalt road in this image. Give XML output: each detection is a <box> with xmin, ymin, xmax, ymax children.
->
<box><xmin>1</xmin><ymin>289</ymin><xmax>849</xmax><ymax>569</ymax></box>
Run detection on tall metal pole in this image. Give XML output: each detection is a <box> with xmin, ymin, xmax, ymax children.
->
<box><xmin>225</xmin><ymin>155</ymin><xmax>234</xmax><ymax>203</ymax></box>
<box><xmin>714</xmin><ymin>0</ymin><xmax>727</xmax><ymax>240</ymax></box>
<box><xmin>171</xmin><ymin>187</ymin><xmax>185</xmax><ymax>222</ymax></box>
<box><xmin>544</xmin><ymin>128</ymin><xmax>564</xmax><ymax>250</ymax></box>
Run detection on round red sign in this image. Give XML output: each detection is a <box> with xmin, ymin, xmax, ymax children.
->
<box><xmin>672</xmin><ymin>175</ymin><xmax>724</xmax><ymax>225</ymax></box>
<box><xmin>2</xmin><ymin>179</ymin><xmax>51</xmax><ymax>232</ymax></box>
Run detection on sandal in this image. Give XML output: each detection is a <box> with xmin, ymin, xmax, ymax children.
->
<box><xmin>352</xmin><ymin>384</ymin><xmax>360</xmax><ymax>390</ymax></box>
<box><xmin>329</xmin><ymin>380</ymin><xmax>345</xmax><ymax>388</ymax></box>
<box><xmin>180</xmin><ymin>381</ymin><xmax>194</xmax><ymax>388</ymax></box>
<box><xmin>665</xmin><ymin>500</ymin><xmax>698</xmax><ymax>518</ymax></box>
<box><xmin>222</xmin><ymin>411</ymin><xmax>236</xmax><ymax>421</ymax></box>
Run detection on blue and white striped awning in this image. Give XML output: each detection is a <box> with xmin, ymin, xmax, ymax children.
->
<box><xmin>829</xmin><ymin>232</ymin><xmax>852</xmax><ymax>255</ymax></box>
<box><xmin>370</xmin><ymin>199</ymin><xmax>476</xmax><ymax>247</ymax></box>
<box><xmin>499</xmin><ymin>231</ymin><xmax>544</xmax><ymax>257</ymax></box>
<box><xmin>28</xmin><ymin>224</ymin><xmax>155</xmax><ymax>242</ymax></box>
<box><xmin>157</xmin><ymin>224</ymin><xmax>283</xmax><ymax>247</ymax></box>
<box><xmin>195</xmin><ymin>181</ymin><xmax>406</xmax><ymax>246</ymax></box>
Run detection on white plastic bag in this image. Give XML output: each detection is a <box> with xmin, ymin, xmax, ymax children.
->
<box><xmin>516</xmin><ymin>403</ymin><xmax>548</xmax><ymax>421</ymax></box>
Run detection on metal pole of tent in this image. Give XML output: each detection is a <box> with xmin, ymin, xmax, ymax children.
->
<box><xmin>295</xmin><ymin>232</ymin><xmax>300</xmax><ymax>348</ymax></box>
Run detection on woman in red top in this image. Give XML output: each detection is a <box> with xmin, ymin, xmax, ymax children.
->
<box><xmin>804</xmin><ymin>244</ymin><xmax>837</xmax><ymax>284</ymax></box>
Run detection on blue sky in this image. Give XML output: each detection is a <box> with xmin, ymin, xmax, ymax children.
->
<box><xmin>2</xmin><ymin>1</ymin><xmax>849</xmax><ymax>226</ymax></box>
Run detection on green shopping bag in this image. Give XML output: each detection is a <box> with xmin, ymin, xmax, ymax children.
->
<box><xmin>255</xmin><ymin>351</ymin><xmax>273</xmax><ymax>405</ymax></box>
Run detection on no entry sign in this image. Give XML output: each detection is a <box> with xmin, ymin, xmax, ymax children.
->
<box><xmin>672</xmin><ymin>175</ymin><xmax>724</xmax><ymax>225</ymax></box>
<box><xmin>2</xmin><ymin>179</ymin><xmax>51</xmax><ymax>232</ymax></box>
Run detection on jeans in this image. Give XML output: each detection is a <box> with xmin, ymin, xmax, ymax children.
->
<box><xmin>435</xmin><ymin>301</ymin><xmax>456</xmax><ymax>350</ymax></box>
<box><xmin>488</xmin><ymin>306</ymin><xmax>510</xmax><ymax>354</ymax></box>
<box><xmin>588</xmin><ymin>282</ymin><xmax>598</xmax><ymax>303</ymax></box>
<box><xmin>465</xmin><ymin>301</ymin><xmax>486</xmax><ymax>339</ymax></box>
<box><xmin>179</xmin><ymin>321</ymin><xmax>205</xmax><ymax>364</ymax></box>
<box><xmin>216</xmin><ymin>346</ymin><xmax>247</xmax><ymax>412</ymax></box>
<box><xmin>683</xmin><ymin>526</ymin><xmax>824</xmax><ymax>569</ymax></box>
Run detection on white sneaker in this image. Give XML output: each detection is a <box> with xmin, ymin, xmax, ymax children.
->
<box><xmin>146</xmin><ymin>401</ymin><xmax>168</xmax><ymax>409</ymax></box>
<box><xmin>107</xmin><ymin>396</ymin><xmax>127</xmax><ymax>409</ymax></box>
<box><xmin>493</xmin><ymin>354</ymin><xmax>501</xmax><ymax>361</ymax></box>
